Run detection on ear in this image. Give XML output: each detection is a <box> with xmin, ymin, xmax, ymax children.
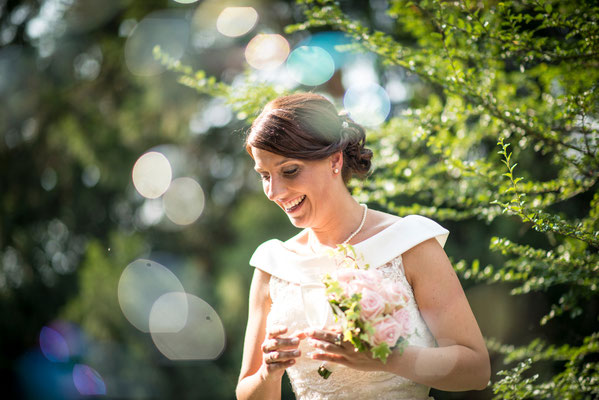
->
<box><xmin>329</xmin><ymin>151</ymin><xmax>343</xmax><ymax>172</ymax></box>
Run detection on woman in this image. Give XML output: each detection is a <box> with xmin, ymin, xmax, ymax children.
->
<box><xmin>236</xmin><ymin>93</ymin><xmax>490</xmax><ymax>400</ymax></box>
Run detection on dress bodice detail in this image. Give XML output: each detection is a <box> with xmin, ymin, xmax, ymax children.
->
<box><xmin>267</xmin><ymin>256</ymin><xmax>436</xmax><ymax>400</ymax></box>
<box><xmin>250</xmin><ymin>214</ymin><xmax>449</xmax><ymax>400</ymax></box>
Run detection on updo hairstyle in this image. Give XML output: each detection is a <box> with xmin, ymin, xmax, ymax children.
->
<box><xmin>245</xmin><ymin>93</ymin><xmax>373</xmax><ymax>184</ymax></box>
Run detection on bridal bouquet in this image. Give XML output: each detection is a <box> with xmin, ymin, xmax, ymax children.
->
<box><xmin>322</xmin><ymin>244</ymin><xmax>414</xmax><ymax>364</ymax></box>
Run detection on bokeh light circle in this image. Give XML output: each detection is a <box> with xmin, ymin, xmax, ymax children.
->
<box><xmin>72</xmin><ymin>364</ymin><xmax>106</xmax><ymax>396</ymax></box>
<box><xmin>162</xmin><ymin>177</ymin><xmax>205</xmax><ymax>225</ymax></box>
<box><xmin>216</xmin><ymin>7</ymin><xmax>258</xmax><ymax>37</ymax></box>
<box><xmin>150</xmin><ymin>293</ymin><xmax>226</xmax><ymax>360</ymax></box>
<box><xmin>297</xmin><ymin>31</ymin><xmax>355</xmax><ymax>70</ymax></box>
<box><xmin>132</xmin><ymin>151</ymin><xmax>172</xmax><ymax>199</ymax></box>
<box><xmin>118</xmin><ymin>259</ymin><xmax>186</xmax><ymax>332</ymax></box>
<box><xmin>39</xmin><ymin>327</ymin><xmax>69</xmax><ymax>363</ymax></box>
<box><xmin>245</xmin><ymin>34</ymin><xmax>289</xmax><ymax>70</ymax></box>
<box><xmin>124</xmin><ymin>11</ymin><xmax>190</xmax><ymax>76</ymax></box>
<box><xmin>148</xmin><ymin>292</ymin><xmax>188</xmax><ymax>333</ymax></box>
<box><xmin>343</xmin><ymin>83</ymin><xmax>391</xmax><ymax>126</ymax></box>
<box><xmin>286</xmin><ymin>46</ymin><xmax>335</xmax><ymax>86</ymax></box>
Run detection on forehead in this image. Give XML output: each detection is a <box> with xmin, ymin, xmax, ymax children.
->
<box><xmin>251</xmin><ymin>147</ymin><xmax>294</xmax><ymax>169</ymax></box>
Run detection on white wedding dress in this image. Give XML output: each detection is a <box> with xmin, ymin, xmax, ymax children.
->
<box><xmin>249</xmin><ymin>215</ymin><xmax>450</xmax><ymax>400</ymax></box>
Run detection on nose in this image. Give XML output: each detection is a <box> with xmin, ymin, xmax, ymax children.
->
<box><xmin>265</xmin><ymin>175</ymin><xmax>285</xmax><ymax>202</ymax></box>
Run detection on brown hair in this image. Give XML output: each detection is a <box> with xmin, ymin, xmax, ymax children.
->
<box><xmin>245</xmin><ymin>93</ymin><xmax>373</xmax><ymax>183</ymax></box>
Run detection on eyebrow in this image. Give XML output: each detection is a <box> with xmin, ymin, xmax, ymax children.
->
<box><xmin>254</xmin><ymin>158</ymin><xmax>295</xmax><ymax>172</ymax></box>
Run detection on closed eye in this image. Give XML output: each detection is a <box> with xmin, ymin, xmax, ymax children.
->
<box><xmin>283</xmin><ymin>167</ymin><xmax>299</xmax><ymax>177</ymax></box>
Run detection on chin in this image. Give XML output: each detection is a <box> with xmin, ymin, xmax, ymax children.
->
<box><xmin>287</xmin><ymin>217</ymin><xmax>306</xmax><ymax>228</ymax></box>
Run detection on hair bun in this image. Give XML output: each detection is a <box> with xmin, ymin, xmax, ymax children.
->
<box><xmin>338</xmin><ymin>113</ymin><xmax>373</xmax><ymax>181</ymax></box>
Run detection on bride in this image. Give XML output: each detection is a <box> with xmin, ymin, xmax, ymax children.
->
<box><xmin>236</xmin><ymin>93</ymin><xmax>490</xmax><ymax>399</ymax></box>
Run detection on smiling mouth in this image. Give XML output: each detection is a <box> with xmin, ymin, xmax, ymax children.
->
<box><xmin>283</xmin><ymin>195</ymin><xmax>306</xmax><ymax>213</ymax></box>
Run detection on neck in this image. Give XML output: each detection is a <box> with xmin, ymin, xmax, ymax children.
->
<box><xmin>309</xmin><ymin>194</ymin><xmax>366</xmax><ymax>249</ymax></box>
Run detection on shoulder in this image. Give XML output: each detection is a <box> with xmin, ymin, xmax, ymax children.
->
<box><xmin>402</xmin><ymin>235</ymin><xmax>451</xmax><ymax>287</ymax></box>
<box><xmin>357</xmin><ymin>209</ymin><xmax>401</xmax><ymax>241</ymax></box>
<box><xmin>249</xmin><ymin>239</ymin><xmax>285</xmax><ymax>275</ymax></box>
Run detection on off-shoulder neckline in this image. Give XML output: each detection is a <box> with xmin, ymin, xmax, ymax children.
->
<box><xmin>279</xmin><ymin>217</ymin><xmax>405</xmax><ymax>258</ymax></box>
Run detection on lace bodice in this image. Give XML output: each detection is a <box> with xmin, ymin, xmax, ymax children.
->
<box><xmin>267</xmin><ymin>256</ymin><xmax>436</xmax><ymax>400</ymax></box>
<box><xmin>250</xmin><ymin>215</ymin><xmax>449</xmax><ymax>400</ymax></box>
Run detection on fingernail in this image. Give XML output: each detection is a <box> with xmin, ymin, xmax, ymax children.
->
<box><xmin>291</xmin><ymin>338</ymin><xmax>299</xmax><ymax>344</ymax></box>
<box><xmin>293</xmin><ymin>350</ymin><xmax>300</xmax><ymax>356</ymax></box>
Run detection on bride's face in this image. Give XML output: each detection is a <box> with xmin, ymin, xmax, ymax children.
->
<box><xmin>250</xmin><ymin>147</ymin><xmax>340</xmax><ymax>228</ymax></box>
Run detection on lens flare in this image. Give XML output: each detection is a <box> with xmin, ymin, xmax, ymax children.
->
<box><xmin>118</xmin><ymin>259</ymin><xmax>186</xmax><ymax>332</ymax></box>
<box><xmin>49</xmin><ymin>321</ymin><xmax>88</xmax><ymax>359</ymax></box>
<box><xmin>16</xmin><ymin>350</ymin><xmax>79</xmax><ymax>400</ymax></box>
<box><xmin>297</xmin><ymin>31</ymin><xmax>355</xmax><ymax>70</ymax></box>
<box><xmin>124</xmin><ymin>10</ymin><xmax>190</xmax><ymax>76</ymax></box>
<box><xmin>132</xmin><ymin>151</ymin><xmax>172</xmax><ymax>199</ymax></box>
<box><xmin>150</xmin><ymin>293</ymin><xmax>226</xmax><ymax>360</ymax></box>
<box><xmin>39</xmin><ymin>327</ymin><xmax>69</xmax><ymax>363</ymax></box>
<box><xmin>163</xmin><ymin>177</ymin><xmax>205</xmax><ymax>226</ymax></box>
<box><xmin>343</xmin><ymin>83</ymin><xmax>391</xmax><ymax>126</ymax></box>
<box><xmin>72</xmin><ymin>364</ymin><xmax>106</xmax><ymax>396</ymax></box>
<box><xmin>245</xmin><ymin>34</ymin><xmax>289</xmax><ymax>70</ymax></box>
<box><xmin>386</xmin><ymin>77</ymin><xmax>409</xmax><ymax>103</ymax></box>
<box><xmin>286</xmin><ymin>46</ymin><xmax>335</xmax><ymax>86</ymax></box>
<box><xmin>216</xmin><ymin>7</ymin><xmax>258</xmax><ymax>37</ymax></box>
<box><xmin>148</xmin><ymin>292</ymin><xmax>189</xmax><ymax>333</ymax></box>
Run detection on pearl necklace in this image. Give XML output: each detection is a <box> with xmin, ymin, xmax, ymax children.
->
<box><xmin>341</xmin><ymin>203</ymin><xmax>368</xmax><ymax>244</ymax></box>
<box><xmin>309</xmin><ymin>204</ymin><xmax>368</xmax><ymax>252</ymax></box>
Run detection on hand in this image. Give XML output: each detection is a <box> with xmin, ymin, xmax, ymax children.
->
<box><xmin>305</xmin><ymin>328</ymin><xmax>384</xmax><ymax>373</ymax></box>
<box><xmin>260</xmin><ymin>325</ymin><xmax>305</xmax><ymax>381</ymax></box>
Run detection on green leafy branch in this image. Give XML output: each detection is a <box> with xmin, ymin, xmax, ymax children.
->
<box><xmin>489</xmin><ymin>333</ymin><xmax>599</xmax><ymax>399</ymax></box>
<box><xmin>492</xmin><ymin>138</ymin><xmax>599</xmax><ymax>248</ymax></box>
<box><xmin>153</xmin><ymin>46</ymin><xmax>289</xmax><ymax>122</ymax></box>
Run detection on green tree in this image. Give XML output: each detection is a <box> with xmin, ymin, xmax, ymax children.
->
<box><xmin>164</xmin><ymin>0</ymin><xmax>598</xmax><ymax>398</ymax></box>
<box><xmin>1</xmin><ymin>0</ymin><xmax>286</xmax><ymax>398</ymax></box>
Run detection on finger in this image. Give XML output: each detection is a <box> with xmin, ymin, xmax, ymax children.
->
<box><xmin>308</xmin><ymin>338</ymin><xmax>345</xmax><ymax>354</ymax></box>
<box><xmin>291</xmin><ymin>330</ymin><xmax>308</xmax><ymax>340</ymax></box>
<box><xmin>262</xmin><ymin>336</ymin><xmax>300</xmax><ymax>352</ymax></box>
<box><xmin>275</xmin><ymin>336</ymin><xmax>301</xmax><ymax>349</ymax></box>
<box><xmin>307</xmin><ymin>329</ymin><xmax>341</xmax><ymax>344</ymax></box>
<box><xmin>309</xmin><ymin>351</ymin><xmax>346</xmax><ymax>364</ymax></box>
<box><xmin>274</xmin><ymin>349</ymin><xmax>301</xmax><ymax>361</ymax></box>
<box><xmin>264</xmin><ymin>349</ymin><xmax>301</xmax><ymax>364</ymax></box>
<box><xmin>267</xmin><ymin>325</ymin><xmax>288</xmax><ymax>338</ymax></box>
<box><xmin>265</xmin><ymin>359</ymin><xmax>295</xmax><ymax>373</ymax></box>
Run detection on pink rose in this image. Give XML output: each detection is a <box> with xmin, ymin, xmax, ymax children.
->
<box><xmin>372</xmin><ymin>316</ymin><xmax>403</xmax><ymax>347</ymax></box>
<box><xmin>381</xmin><ymin>281</ymin><xmax>409</xmax><ymax>307</ymax></box>
<box><xmin>335</xmin><ymin>269</ymin><xmax>358</xmax><ymax>284</ymax></box>
<box><xmin>392</xmin><ymin>307</ymin><xmax>414</xmax><ymax>336</ymax></box>
<box><xmin>349</xmin><ymin>269</ymin><xmax>383</xmax><ymax>293</ymax></box>
<box><xmin>359</xmin><ymin>288</ymin><xmax>386</xmax><ymax>320</ymax></box>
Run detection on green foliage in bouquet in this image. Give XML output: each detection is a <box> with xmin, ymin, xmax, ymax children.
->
<box><xmin>324</xmin><ymin>278</ymin><xmax>373</xmax><ymax>352</ymax></box>
<box><xmin>321</xmin><ymin>244</ymin><xmax>409</xmax><ymax>363</ymax></box>
<box><xmin>163</xmin><ymin>0</ymin><xmax>599</xmax><ymax>397</ymax></box>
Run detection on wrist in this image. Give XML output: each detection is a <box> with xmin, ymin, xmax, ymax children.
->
<box><xmin>259</xmin><ymin>364</ymin><xmax>282</xmax><ymax>383</ymax></box>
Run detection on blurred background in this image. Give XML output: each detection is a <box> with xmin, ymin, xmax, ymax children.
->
<box><xmin>1</xmin><ymin>0</ymin><xmax>596</xmax><ymax>399</ymax></box>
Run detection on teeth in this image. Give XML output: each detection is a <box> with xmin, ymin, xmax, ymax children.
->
<box><xmin>283</xmin><ymin>195</ymin><xmax>305</xmax><ymax>210</ymax></box>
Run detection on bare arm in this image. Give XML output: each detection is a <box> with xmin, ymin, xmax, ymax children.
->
<box><xmin>387</xmin><ymin>237</ymin><xmax>491</xmax><ymax>390</ymax></box>
<box><xmin>236</xmin><ymin>269</ymin><xmax>303</xmax><ymax>400</ymax></box>
<box><xmin>307</xmin><ymin>238</ymin><xmax>490</xmax><ymax>391</ymax></box>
